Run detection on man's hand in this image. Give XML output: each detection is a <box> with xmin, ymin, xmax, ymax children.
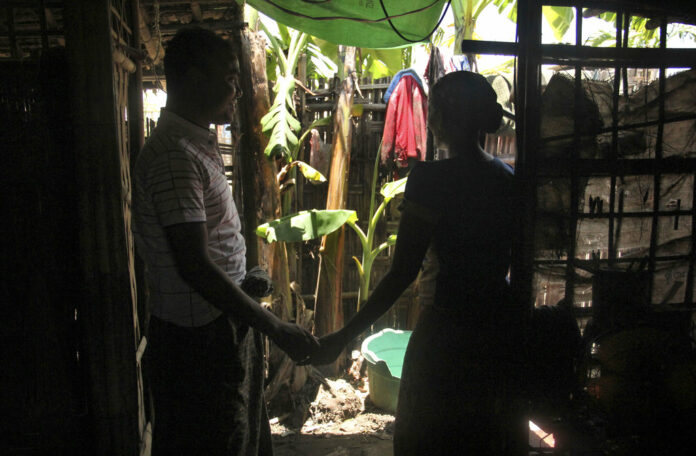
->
<box><xmin>268</xmin><ymin>320</ymin><xmax>319</xmax><ymax>362</ymax></box>
<box><xmin>301</xmin><ymin>331</ymin><xmax>347</xmax><ymax>366</ymax></box>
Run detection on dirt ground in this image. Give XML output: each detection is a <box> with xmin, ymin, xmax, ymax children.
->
<box><xmin>270</xmin><ymin>377</ymin><xmax>396</xmax><ymax>456</ymax></box>
<box><xmin>269</xmin><ymin>373</ymin><xmax>552</xmax><ymax>455</ymax></box>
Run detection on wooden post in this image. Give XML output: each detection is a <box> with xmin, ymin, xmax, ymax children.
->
<box><xmin>314</xmin><ymin>46</ymin><xmax>356</xmax><ymax>375</ymax></box>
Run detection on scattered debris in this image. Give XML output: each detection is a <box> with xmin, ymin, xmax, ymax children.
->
<box><xmin>309</xmin><ymin>379</ymin><xmax>362</xmax><ymax>424</ymax></box>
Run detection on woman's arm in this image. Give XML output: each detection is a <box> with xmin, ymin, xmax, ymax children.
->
<box><xmin>309</xmin><ymin>207</ymin><xmax>437</xmax><ymax>365</ymax></box>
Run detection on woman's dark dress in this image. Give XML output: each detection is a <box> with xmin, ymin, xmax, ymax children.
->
<box><xmin>393</xmin><ymin>156</ymin><xmax>526</xmax><ymax>455</ymax></box>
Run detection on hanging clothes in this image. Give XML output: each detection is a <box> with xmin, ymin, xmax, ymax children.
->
<box><xmin>380</xmin><ymin>73</ymin><xmax>428</xmax><ymax>169</ymax></box>
<box><xmin>383</xmin><ymin>68</ymin><xmax>425</xmax><ymax>103</ymax></box>
<box><xmin>424</xmin><ymin>46</ymin><xmax>446</xmax><ymax>86</ymax></box>
<box><xmin>424</xmin><ymin>46</ymin><xmax>446</xmax><ymax>161</ymax></box>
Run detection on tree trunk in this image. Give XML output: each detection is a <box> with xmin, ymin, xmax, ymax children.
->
<box><xmin>236</xmin><ymin>29</ymin><xmax>292</xmax><ymax>319</ymax></box>
<box><xmin>236</xmin><ymin>27</ymin><xmax>307</xmax><ymax>403</ymax></box>
<box><xmin>314</xmin><ymin>46</ymin><xmax>356</xmax><ymax>376</ymax></box>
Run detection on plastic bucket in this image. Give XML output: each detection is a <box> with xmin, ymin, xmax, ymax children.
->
<box><xmin>360</xmin><ymin>328</ymin><xmax>412</xmax><ymax>413</ymax></box>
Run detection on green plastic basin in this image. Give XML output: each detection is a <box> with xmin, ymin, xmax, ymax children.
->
<box><xmin>361</xmin><ymin>328</ymin><xmax>412</xmax><ymax>413</ymax></box>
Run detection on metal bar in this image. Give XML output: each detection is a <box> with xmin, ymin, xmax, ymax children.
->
<box><xmin>534</xmin><ymin>254</ymin><xmax>692</xmax><ymax>266</ymax></box>
<box><xmin>622</xmin><ymin>13</ymin><xmax>630</xmax><ymax>98</ymax></box>
<box><xmin>540</xmin><ymin>113</ymin><xmax>696</xmax><ymax>143</ymax></box>
<box><xmin>541</xmin><ymin>209</ymin><xmax>695</xmax><ymax>219</ymax></box>
<box><xmin>564</xmin><ymin>7</ymin><xmax>583</xmax><ymax>306</ymax></box>
<box><xmin>459</xmin><ymin>39</ymin><xmax>518</xmax><ymax>56</ymax></box>
<box><xmin>540</xmin><ymin>45</ymin><xmax>696</xmax><ymax>67</ymax></box>
<box><xmin>608</xmin><ymin>11</ymin><xmax>623</xmax><ymax>263</ymax></box>
<box><xmin>537</xmin><ymin>158</ymin><xmax>696</xmax><ymax>176</ymax></box>
<box><xmin>540</xmin><ymin>0</ymin><xmax>693</xmax><ymax>18</ymax></box>
<box><xmin>647</xmin><ymin>17</ymin><xmax>669</xmax><ymax>303</ymax></box>
<box><xmin>686</xmin><ymin>171</ymin><xmax>696</xmax><ymax>305</ymax></box>
<box><xmin>511</xmin><ymin>0</ymin><xmax>542</xmax><ymax>353</ymax></box>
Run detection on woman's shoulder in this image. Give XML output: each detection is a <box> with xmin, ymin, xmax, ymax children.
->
<box><xmin>488</xmin><ymin>156</ymin><xmax>514</xmax><ymax>177</ymax></box>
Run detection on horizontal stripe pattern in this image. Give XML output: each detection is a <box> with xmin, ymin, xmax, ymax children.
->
<box><xmin>133</xmin><ymin>110</ymin><xmax>246</xmax><ymax>327</ymax></box>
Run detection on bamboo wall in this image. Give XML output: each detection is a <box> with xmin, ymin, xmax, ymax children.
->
<box><xmin>1</xmin><ymin>1</ymin><xmax>150</xmax><ymax>454</ymax></box>
<box><xmin>0</xmin><ymin>4</ymin><xmax>90</xmax><ymax>454</ymax></box>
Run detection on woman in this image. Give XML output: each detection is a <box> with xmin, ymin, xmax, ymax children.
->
<box><xmin>309</xmin><ymin>71</ymin><xmax>526</xmax><ymax>454</ymax></box>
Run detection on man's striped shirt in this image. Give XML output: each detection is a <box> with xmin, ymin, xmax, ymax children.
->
<box><xmin>133</xmin><ymin>109</ymin><xmax>246</xmax><ymax>327</ymax></box>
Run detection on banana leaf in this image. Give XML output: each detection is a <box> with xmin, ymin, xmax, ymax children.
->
<box><xmin>295</xmin><ymin>161</ymin><xmax>327</xmax><ymax>184</ymax></box>
<box><xmin>260</xmin><ymin>74</ymin><xmax>300</xmax><ymax>160</ymax></box>
<box><xmin>380</xmin><ymin>176</ymin><xmax>408</xmax><ymax>200</ymax></box>
<box><xmin>256</xmin><ymin>209</ymin><xmax>358</xmax><ymax>243</ymax></box>
<box><xmin>542</xmin><ymin>5</ymin><xmax>574</xmax><ymax>41</ymax></box>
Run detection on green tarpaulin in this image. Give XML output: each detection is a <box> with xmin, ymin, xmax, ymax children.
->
<box><xmin>241</xmin><ymin>0</ymin><xmax>448</xmax><ymax>48</ymax></box>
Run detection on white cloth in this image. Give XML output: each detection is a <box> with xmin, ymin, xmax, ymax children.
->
<box><xmin>133</xmin><ymin>109</ymin><xmax>246</xmax><ymax>327</ymax></box>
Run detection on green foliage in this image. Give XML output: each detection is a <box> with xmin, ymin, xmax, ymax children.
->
<box><xmin>493</xmin><ymin>0</ymin><xmax>516</xmax><ymax>22</ymax></box>
<box><xmin>587</xmin><ymin>13</ymin><xmax>696</xmax><ymax>48</ymax></box>
<box><xmin>381</xmin><ymin>178</ymin><xmax>408</xmax><ymax>199</ymax></box>
<box><xmin>542</xmin><ymin>5</ymin><xmax>574</xmax><ymax>41</ymax></box>
<box><xmin>261</xmin><ymin>74</ymin><xmax>300</xmax><ymax>160</ymax></box>
<box><xmin>256</xmin><ymin>209</ymin><xmax>357</xmax><ymax>243</ymax></box>
<box><xmin>306</xmin><ymin>41</ymin><xmax>338</xmax><ymax>79</ymax></box>
<box><xmin>259</xmin><ymin>22</ymin><xmax>308</xmax><ymax>160</ymax></box>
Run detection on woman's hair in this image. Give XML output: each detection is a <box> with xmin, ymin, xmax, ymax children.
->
<box><xmin>428</xmin><ymin>71</ymin><xmax>503</xmax><ymax>142</ymax></box>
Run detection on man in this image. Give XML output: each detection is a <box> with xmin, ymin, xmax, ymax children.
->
<box><xmin>132</xmin><ymin>26</ymin><xmax>317</xmax><ymax>455</ymax></box>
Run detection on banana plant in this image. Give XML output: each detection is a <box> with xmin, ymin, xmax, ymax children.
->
<box><xmin>451</xmin><ymin>1</ymin><xmax>573</xmax><ymax>68</ymax></box>
<box><xmin>259</xmin><ymin>22</ymin><xmax>308</xmax><ymax>161</ymax></box>
<box><xmin>350</xmin><ymin>154</ymin><xmax>407</xmax><ymax>310</ymax></box>
<box><xmin>256</xmin><ymin>152</ymin><xmax>407</xmax><ymax>311</ymax></box>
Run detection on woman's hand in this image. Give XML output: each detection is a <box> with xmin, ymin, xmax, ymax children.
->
<box><xmin>269</xmin><ymin>320</ymin><xmax>319</xmax><ymax>363</ymax></box>
<box><xmin>299</xmin><ymin>331</ymin><xmax>348</xmax><ymax>366</ymax></box>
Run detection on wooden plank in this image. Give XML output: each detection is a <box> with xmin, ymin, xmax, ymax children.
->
<box><xmin>307</xmin><ymin>102</ymin><xmax>385</xmax><ymax>112</ymax></box>
<box><xmin>64</xmin><ymin>1</ymin><xmax>141</xmax><ymax>454</ymax></box>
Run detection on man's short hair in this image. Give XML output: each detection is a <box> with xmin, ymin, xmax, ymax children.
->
<box><xmin>164</xmin><ymin>26</ymin><xmax>234</xmax><ymax>90</ymax></box>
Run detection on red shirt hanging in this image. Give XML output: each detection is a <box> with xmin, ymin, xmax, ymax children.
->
<box><xmin>380</xmin><ymin>75</ymin><xmax>428</xmax><ymax>168</ymax></box>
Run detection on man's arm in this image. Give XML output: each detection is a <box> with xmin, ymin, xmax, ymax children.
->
<box><xmin>165</xmin><ymin>221</ymin><xmax>316</xmax><ymax>360</ymax></box>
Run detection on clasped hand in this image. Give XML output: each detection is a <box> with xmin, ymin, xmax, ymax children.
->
<box><xmin>297</xmin><ymin>331</ymin><xmax>346</xmax><ymax>366</ymax></box>
<box><xmin>270</xmin><ymin>322</ymin><xmax>347</xmax><ymax>366</ymax></box>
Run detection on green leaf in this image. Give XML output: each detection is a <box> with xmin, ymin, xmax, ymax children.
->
<box><xmin>307</xmin><ymin>42</ymin><xmax>337</xmax><ymax>79</ymax></box>
<box><xmin>277</xmin><ymin>23</ymin><xmax>291</xmax><ymax>47</ymax></box>
<box><xmin>310</xmin><ymin>37</ymin><xmax>338</xmax><ymax>63</ymax></box>
<box><xmin>294</xmin><ymin>161</ymin><xmax>327</xmax><ymax>184</ymax></box>
<box><xmin>493</xmin><ymin>0</ymin><xmax>516</xmax><ymax>22</ymax></box>
<box><xmin>542</xmin><ymin>6</ymin><xmax>574</xmax><ymax>42</ymax></box>
<box><xmin>261</xmin><ymin>74</ymin><xmax>300</xmax><ymax>160</ymax></box>
<box><xmin>256</xmin><ymin>209</ymin><xmax>358</xmax><ymax>243</ymax></box>
<box><xmin>364</xmin><ymin>55</ymin><xmax>391</xmax><ymax>79</ymax></box>
<box><xmin>361</xmin><ymin>48</ymin><xmax>402</xmax><ymax>79</ymax></box>
<box><xmin>351</xmin><ymin>256</ymin><xmax>364</xmax><ymax>278</ymax></box>
<box><xmin>585</xmin><ymin>31</ymin><xmax>615</xmax><ymax>48</ymax></box>
<box><xmin>380</xmin><ymin>176</ymin><xmax>408</xmax><ymax>199</ymax></box>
